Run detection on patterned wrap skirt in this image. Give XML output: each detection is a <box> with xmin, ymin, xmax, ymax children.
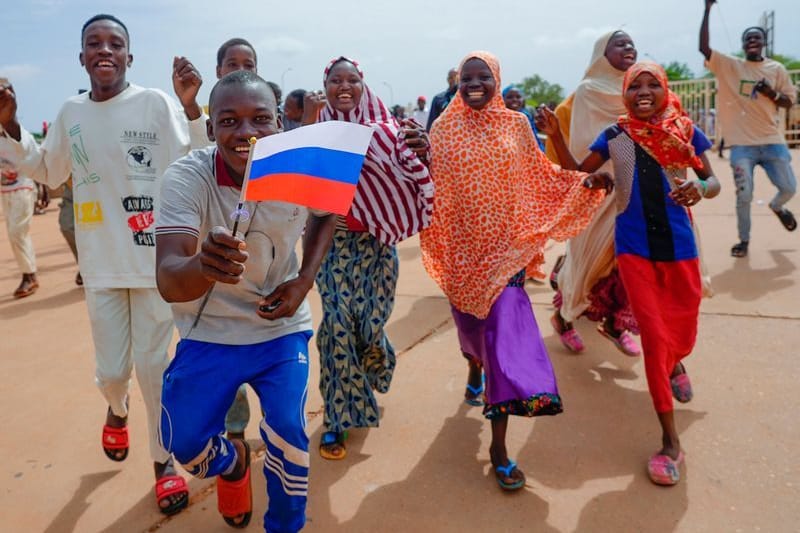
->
<box><xmin>316</xmin><ymin>229</ymin><xmax>399</xmax><ymax>432</ymax></box>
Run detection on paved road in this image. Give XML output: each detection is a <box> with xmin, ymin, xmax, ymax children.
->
<box><xmin>0</xmin><ymin>154</ymin><xmax>797</xmax><ymax>532</ymax></box>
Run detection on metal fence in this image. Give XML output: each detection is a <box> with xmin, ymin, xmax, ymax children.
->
<box><xmin>669</xmin><ymin>69</ymin><xmax>800</xmax><ymax>147</ymax></box>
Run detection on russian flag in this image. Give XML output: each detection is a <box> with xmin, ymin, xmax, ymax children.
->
<box><xmin>244</xmin><ymin>121</ymin><xmax>374</xmax><ymax>215</ymax></box>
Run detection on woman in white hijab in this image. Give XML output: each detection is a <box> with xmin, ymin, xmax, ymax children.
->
<box><xmin>550</xmin><ymin>30</ymin><xmax>642</xmax><ymax>356</ymax></box>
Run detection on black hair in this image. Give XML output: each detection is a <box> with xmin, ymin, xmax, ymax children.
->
<box><xmin>266</xmin><ymin>81</ymin><xmax>282</xmax><ymax>105</ymax></box>
<box><xmin>216</xmin><ymin>38</ymin><xmax>257</xmax><ymax>68</ymax></box>
<box><xmin>286</xmin><ymin>89</ymin><xmax>306</xmax><ymax>109</ymax></box>
<box><xmin>81</xmin><ymin>14</ymin><xmax>129</xmax><ymax>46</ymax></box>
<box><xmin>741</xmin><ymin>26</ymin><xmax>767</xmax><ymax>42</ymax></box>
<box><xmin>208</xmin><ymin>70</ymin><xmax>273</xmax><ymax>116</ymax></box>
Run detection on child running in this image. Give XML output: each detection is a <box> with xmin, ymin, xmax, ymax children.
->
<box><xmin>539</xmin><ymin>61</ymin><xmax>720</xmax><ymax>485</ymax></box>
<box><xmin>548</xmin><ymin>30</ymin><xmax>641</xmax><ymax>356</ymax></box>
<box><xmin>155</xmin><ymin>70</ymin><xmax>336</xmax><ymax>531</ymax></box>
<box><xmin>0</xmin><ymin>13</ymin><xmax>207</xmax><ymax>514</ymax></box>
<box><xmin>420</xmin><ymin>51</ymin><xmax>611</xmax><ymax>491</ymax></box>
<box><xmin>305</xmin><ymin>57</ymin><xmax>433</xmax><ymax>460</ymax></box>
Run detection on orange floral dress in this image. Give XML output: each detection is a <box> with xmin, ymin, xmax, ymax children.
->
<box><xmin>420</xmin><ymin>51</ymin><xmax>607</xmax><ymax>319</ymax></box>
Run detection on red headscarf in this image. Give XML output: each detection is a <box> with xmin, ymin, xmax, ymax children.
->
<box><xmin>618</xmin><ymin>61</ymin><xmax>703</xmax><ymax>171</ymax></box>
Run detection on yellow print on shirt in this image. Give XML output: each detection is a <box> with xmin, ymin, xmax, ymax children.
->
<box><xmin>75</xmin><ymin>201</ymin><xmax>104</xmax><ymax>227</ymax></box>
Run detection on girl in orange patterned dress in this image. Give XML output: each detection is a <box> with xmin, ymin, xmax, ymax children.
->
<box><xmin>421</xmin><ymin>51</ymin><xmax>611</xmax><ymax>491</ymax></box>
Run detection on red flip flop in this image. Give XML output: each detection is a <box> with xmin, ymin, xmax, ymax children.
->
<box><xmin>102</xmin><ymin>425</ymin><xmax>129</xmax><ymax>462</ymax></box>
<box><xmin>155</xmin><ymin>474</ymin><xmax>189</xmax><ymax>516</ymax></box>
<box><xmin>217</xmin><ymin>440</ymin><xmax>252</xmax><ymax>528</ymax></box>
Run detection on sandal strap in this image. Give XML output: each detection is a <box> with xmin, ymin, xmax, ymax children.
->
<box><xmin>155</xmin><ymin>475</ymin><xmax>188</xmax><ymax>499</ymax></box>
<box><xmin>495</xmin><ymin>460</ymin><xmax>517</xmax><ymax>477</ymax></box>
<box><xmin>465</xmin><ymin>383</ymin><xmax>484</xmax><ymax>395</ymax></box>
<box><xmin>102</xmin><ymin>425</ymin><xmax>129</xmax><ymax>449</ymax></box>
<box><xmin>217</xmin><ymin>441</ymin><xmax>252</xmax><ymax>517</ymax></box>
<box><xmin>320</xmin><ymin>432</ymin><xmax>341</xmax><ymax>445</ymax></box>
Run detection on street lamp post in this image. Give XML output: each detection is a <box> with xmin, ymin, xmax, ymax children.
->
<box><xmin>281</xmin><ymin>67</ymin><xmax>293</xmax><ymax>94</ymax></box>
<box><xmin>382</xmin><ymin>81</ymin><xmax>394</xmax><ymax>106</ymax></box>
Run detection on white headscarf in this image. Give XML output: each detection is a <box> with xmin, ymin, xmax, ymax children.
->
<box><xmin>569</xmin><ymin>30</ymin><xmax>630</xmax><ymax>159</ymax></box>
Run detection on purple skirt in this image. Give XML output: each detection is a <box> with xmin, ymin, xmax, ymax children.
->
<box><xmin>452</xmin><ymin>285</ymin><xmax>563</xmax><ymax>419</ymax></box>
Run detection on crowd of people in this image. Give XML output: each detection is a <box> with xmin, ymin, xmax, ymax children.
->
<box><xmin>0</xmin><ymin>0</ymin><xmax>797</xmax><ymax>530</ymax></box>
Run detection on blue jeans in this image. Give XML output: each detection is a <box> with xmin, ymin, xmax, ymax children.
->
<box><xmin>730</xmin><ymin>144</ymin><xmax>797</xmax><ymax>242</ymax></box>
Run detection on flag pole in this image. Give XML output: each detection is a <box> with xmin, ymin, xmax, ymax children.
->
<box><xmin>187</xmin><ymin>136</ymin><xmax>258</xmax><ymax>336</ymax></box>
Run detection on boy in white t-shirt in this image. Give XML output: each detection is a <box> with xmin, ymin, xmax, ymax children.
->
<box><xmin>0</xmin><ymin>13</ymin><xmax>207</xmax><ymax>515</ymax></box>
<box><xmin>155</xmin><ymin>70</ymin><xmax>336</xmax><ymax>532</ymax></box>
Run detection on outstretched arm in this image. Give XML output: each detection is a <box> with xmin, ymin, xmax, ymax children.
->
<box><xmin>0</xmin><ymin>83</ymin><xmax>72</xmax><ymax>188</ymax></box>
<box><xmin>156</xmin><ymin>227</ymin><xmax>249</xmax><ymax>303</ymax></box>
<box><xmin>699</xmin><ymin>0</ymin><xmax>715</xmax><ymax>61</ymax></box>
<box><xmin>534</xmin><ymin>106</ymin><xmax>606</xmax><ymax>173</ymax></box>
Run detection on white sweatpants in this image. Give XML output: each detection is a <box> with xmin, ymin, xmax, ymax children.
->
<box><xmin>85</xmin><ymin>287</ymin><xmax>174</xmax><ymax>463</ymax></box>
<box><xmin>1</xmin><ymin>187</ymin><xmax>36</xmax><ymax>274</ymax></box>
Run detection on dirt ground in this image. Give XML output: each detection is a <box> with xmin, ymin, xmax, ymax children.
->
<box><xmin>0</xmin><ymin>153</ymin><xmax>798</xmax><ymax>532</ymax></box>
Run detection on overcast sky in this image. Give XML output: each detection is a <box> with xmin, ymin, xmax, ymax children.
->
<box><xmin>2</xmin><ymin>0</ymin><xmax>798</xmax><ymax>131</ymax></box>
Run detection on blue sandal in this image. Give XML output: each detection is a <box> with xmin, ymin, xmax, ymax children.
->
<box><xmin>319</xmin><ymin>431</ymin><xmax>347</xmax><ymax>460</ymax></box>
<box><xmin>494</xmin><ymin>460</ymin><xmax>525</xmax><ymax>491</ymax></box>
<box><xmin>464</xmin><ymin>374</ymin><xmax>485</xmax><ymax>406</ymax></box>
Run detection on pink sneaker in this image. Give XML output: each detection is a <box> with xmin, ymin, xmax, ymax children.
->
<box><xmin>597</xmin><ymin>326</ymin><xmax>641</xmax><ymax>357</ymax></box>
<box><xmin>551</xmin><ymin>315</ymin><xmax>585</xmax><ymax>353</ymax></box>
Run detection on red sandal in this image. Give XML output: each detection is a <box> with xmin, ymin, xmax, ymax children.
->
<box><xmin>155</xmin><ymin>474</ymin><xmax>189</xmax><ymax>516</ymax></box>
<box><xmin>217</xmin><ymin>440</ymin><xmax>252</xmax><ymax>528</ymax></box>
<box><xmin>101</xmin><ymin>425</ymin><xmax>129</xmax><ymax>462</ymax></box>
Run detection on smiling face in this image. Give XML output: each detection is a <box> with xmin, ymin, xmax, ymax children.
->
<box><xmin>208</xmin><ymin>82</ymin><xmax>280</xmax><ymax>183</ymax></box>
<box><xmin>742</xmin><ymin>29</ymin><xmax>765</xmax><ymax>60</ymax></box>
<box><xmin>503</xmin><ymin>88</ymin><xmax>524</xmax><ymax>111</ymax></box>
<box><xmin>79</xmin><ymin>19</ymin><xmax>131</xmax><ymax>100</ymax></box>
<box><xmin>325</xmin><ymin>61</ymin><xmax>363</xmax><ymax>114</ymax></box>
<box><xmin>605</xmin><ymin>31</ymin><xmax>637</xmax><ymax>72</ymax></box>
<box><xmin>459</xmin><ymin>58</ymin><xmax>496</xmax><ymax>111</ymax></box>
<box><xmin>217</xmin><ymin>44</ymin><xmax>257</xmax><ymax>78</ymax></box>
<box><xmin>624</xmin><ymin>71</ymin><xmax>666</xmax><ymax>121</ymax></box>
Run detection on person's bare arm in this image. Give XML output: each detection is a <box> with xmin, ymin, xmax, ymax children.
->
<box><xmin>669</xmin><ymin>153</ymin><xmax>721</xmax><ymax>207</ymax></box>
<box><xmin>156</xmin><ymin>227</ymin><xmax>248</xmax><ymax>303</ymax></box>
<box><xmin>699</xmin><ymin>0</ymin><xmax>715</xmax><ymax>61</ymax></box>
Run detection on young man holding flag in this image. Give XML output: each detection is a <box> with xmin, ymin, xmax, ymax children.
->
<box><xmin>155</xmin><ymin>71</ymin><xmax>336</xmax><ymax>532</ymax></box>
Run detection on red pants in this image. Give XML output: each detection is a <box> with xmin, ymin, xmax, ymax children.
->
<box><xmin>617</xmin><ymin>254</ymin><xmax>701</xmax><ymax>413</ymax></box>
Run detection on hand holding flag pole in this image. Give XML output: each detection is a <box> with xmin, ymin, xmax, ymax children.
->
<box><xmin>187</xmin><ymin>122</ymin><xmax>373</xmax><ymax>335</ymax></box>
<box><xmin>187</xmin><ymin>136</ymin><xmax>258</xmax><ymax>335</ymax></box>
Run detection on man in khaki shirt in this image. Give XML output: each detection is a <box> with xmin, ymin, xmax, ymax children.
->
<box><xmin>700</xmin><ymin>0</ymin><xmax>797</xmax><ymax>258</ymax></box>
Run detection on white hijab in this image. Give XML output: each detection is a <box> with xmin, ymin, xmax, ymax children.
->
<box><xmin>569</xmin><ymin>30</ymin><xmax>629</xmax><ymax>159</ymax></box>
<box><xmin>558</xmin><ymin>30</ymin><xmax>631</xmax><ymax>322</ymax></box>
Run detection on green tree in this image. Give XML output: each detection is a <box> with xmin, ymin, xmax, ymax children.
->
<box><xmin>769</xmin><ymin>53</ymin><xmax>800</xmax><ymax>70</ymax></box>
<box><xmin>518</xmin><ymin>74</ymin><xmax>564</xmax><ymax>107</ymax></box>
<box><xmin>732</xmin><ymin>51</ymin><xmax>800</xmax><ymax>69</ymax></box>
<box><xmin>662</xmin><ymin>61</ymin><xmax>695</xmax><ymax>81</ymax></box>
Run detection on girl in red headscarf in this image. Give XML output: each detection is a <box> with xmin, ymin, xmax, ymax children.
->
<box><xmin>539</xmin><ymin>61</ymin><xmax>721</xmax><ymax>486</ymax></box>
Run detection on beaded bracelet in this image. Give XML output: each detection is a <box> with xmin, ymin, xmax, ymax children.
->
<box><xmin>698</xmin><ymin>179</ymin><xmax>709</xmax><ymax>197</ymax></box>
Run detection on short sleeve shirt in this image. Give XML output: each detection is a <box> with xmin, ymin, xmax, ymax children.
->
<box><xmin>707</xmin><ymin>51</ymin><xmax>796</xmax><ymax>146</ymax></box>
<box><xmin>590</xmin><ymin>125</ymin><xmax>712</xmax><ymax>261</ymax></box>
